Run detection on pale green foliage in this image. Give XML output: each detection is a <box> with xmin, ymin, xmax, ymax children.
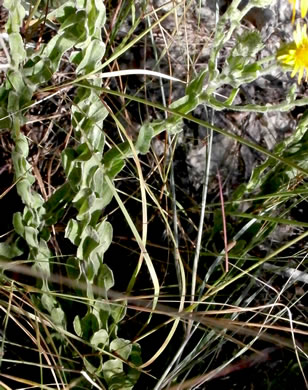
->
<box><xmin>1</xmin><ymin>0</ymin><xmax>307</xmax><ymax>388</ymax></box>
<box><xmin>1</xmin><ymin>0</ymin><xmax>140</xmax><ymax>386</ymax></box>
<box><xmin>250</xmin><ymin>0</ymin><xmax>272</xmax><ymax>6</ymax></box>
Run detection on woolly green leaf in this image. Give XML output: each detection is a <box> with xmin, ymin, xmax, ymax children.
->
<box><xmin>43</xmin><ymin>33</ymin><xmax>76</xmax><ymax>73</ymax></box>
<box><xmin>44</xmin><ymin>183</ymin><xmax>75</xmax><ymax>225</ymax></box>
<box><xmin>75</xmin><ymin>143</ymin><xmax>93</xmax><ymax>161</ymax></box>
<box><xmin>286</xmin><ymin>85</ymin><xmax>297</xmax><ymax>104</ymax></box>
<box><xmin>8</xmin><ymin>33</ymin><xmax>26</xmax><ymax>66</ymax></box>
<box><xmin>7</xmin><ymin>90</ymin><xmax>19</xmax><ymax>113</ymax></box>
<box><xmin>79</xmin><ymin>158</ymin><xmax>100</xmax><ymax>188</ymax></box>
<box><xmin>103</xmin><ymin>142</ymin><xmax>131</xmax><ymax>178</ymax></box>
<box><xmin>51</xmin><ymin>308</ymin><xmax>65</xmax><ymax>326</ymax></box>
<box><xmin>41</xmin><ymin>293</ymin><xmax>56</xmax><ymax>313</ymax></box>
<box><xmin>97</xmin><ymin>263</ymin><xmax>114</xmax><ymax>292</ymax></box>
<box><xmin>77</xmin><ymin>193</ymin><xmax>96</xmax><ymax>220</ymax></box>
<box><xmin>102</xmin><ymin>357</ymin><xmax>136</xmax><ymax>389</ymax></box>
<box><xmin>87</xmin><ymin>0</ymin><xmax>106</xmax><ymax>38</ymax></box>
<box><xmin>7</xmin><ymin>70</ymin><xmax>24</xmax><ymax>93</ymax></box>
<box><xmin>170</xmin><ymin>71</ymin><xmax>208</xmax><ymax>114</ymax></box>
<box><xmin>23</xmin><ymin>57</ymin><xmax>53</xmax><ymax>85</ymax></box>
<box><xmin>74</xmin><ymin>312</ymin><xmax>99</xmax><ymax>340</ymax></box>
<box><xmin>94</xmin><ymin>181</ymin><xmax>114</xmax><ymax>209</ymax></box>
<box><xmin>24</xmin><ymin>226</ymin><xmax>39</xmax><ymax>247</ymax></box>
<box><xmin>169</xmin><ymin>94</ymin><xmax>197</xmax><ymax>114</ymax></box>
<box><xmin>0</xmin><ymin>240</ymin><xmax>23</xmax><ymax>259</ymax></box>
<box><xmin>47</xmin><ymin>2</ymin><xmax>75</xmax><ymax>21</ymax></box>
<box><xmin>186</xmin><ymin>69</ymin><xmax>208</xmax><ymax>97</ymax></box>
<box><xmin>135</xmin><ymin>122</ymin><xmax>154</xmax><ymax>154</ymax></box>
<box><xmin>93</xmin><ymin>299</ymin><xmax>112</xmax><ymax>330</ymax></box>
<box><xmin>126</xmin><ymin>344</ymin><xmax>142</xmax><ymax>385</ymax></box>
<box><xmin>110</xmin><ymin>338</ymin><xmax>132</xmax><ymax>360</ymax></box>
<box><xmin>97</xmin><ymin>220</ymin><xmax>113</xmax><ymax>249</ymax></box>
<box><xmin>69</xmin><ymin>50</ymin><xmax>83</xmax><ymax>65</ymax></box>
<box><xmin>73</xmin><ymin>315</ymin><xmax>82</xmax><ymax>337</ymax></box>
<box><xmin>92</xmin><ymin>167</ymin><xmax>105</xmax><ymax>192</ymax></box>
<box><xmin>12</xmin><ymin>212</ymin><xmax>24</xmax><ymax>236</ymax></box>
<box><xmin>62</xmin><ymin>152</ymin><xmax>82</xmax><ymax>186</ymax></box>
<box><xmin>250</xmin><ymin>0</ymin><xmax>272</xmax><ymax>6</ymax></box>
<box><xmin>66</xmin><ymin>257</ymin><xmax>81</xmax><ymax>280</ymax></box>
<box><xmin>4</xmin><ymin>0</ymin><xmax>25</xmax><ymax>33</ymax></box>
<box><xmin>88</xmin><ymin>221</ymin><xmax>113</xmax><ymax>267</ymax></box>
<box><xmin>65</xmin><ymin>219</ymin><xmax>82</xmax><ymax>245</ymax></box>
<box><xmin>59</xmin><ymin>10</ymin><xmax>86</xmax><ymax>34</ymax></box>
<box><xmin>72</xmin><ymin>187</ymin><xmax>92</xmax><ymax>209</ymax></box>
<box><xmin>77</xmin><ymin>226</ymin><xmax>100</xmax><ymax>260</ymax></box>
<box><xmin>102</xmin><ymin>359</ymin><xmax>123</xmax><ymax>383</ymax></box>
<box><xmin>106</xmin><ymin>158</ymin><xmax>125</xmax><ymax>180</ymax></box>
<box><xmin>110</xmin><ymin>304</ymin><xmax>126</xmax><ymax>324</ymax></box>
<box><xmin>76</xmin><ymin>39</ymin><xmax>105</xmax><ymax>73</ymax></box>
<box><xmin>0</xmin><ymin>106</ymin><xmax>11</xmax><ymax>128</ymax></box>
<box><xmin>90</xmin><ymin>329</ymin><xmax>109</xmax><ymax>350</ymax></box>
<box><xmin>86</xmin><ymin>119</ymin><xmax>107</xmax><ymax>151</ymax></box>
<box><xmin>165</xmin><ymin>116</ymin><xmax>183</xmax><ymax>135</ymax></box>
<box><xmin>12</xmin><ymin>133</ymin><xmax>29</xmax><ymax>158</ymax></box>
<box><xmin>221</xmin><ymin>31</ymin><xmax>264</xmax><ymax>87</ymax></box>
<box><xmin>62</xmin><ymin>148</ymin><xmax>77</xmax><ymax>175</ymax></box>
<box><xmin>83</xmin><ymin>356</ymin><xmax>101</xmax><ymax>374</ymax></box>
<box><xmin>88</xmin><ymin>94</ymin><xmax>109</xmax><ymax>123</ymax></box>
<box><xmin>232</xmin><ymin>31</ymin><xmax>263</xmax><ymax>59</ymax></box>
<box><xmin>227</xmin><ymin>63</ymin><xmax>262</xmax><ymax>88</ymax></box>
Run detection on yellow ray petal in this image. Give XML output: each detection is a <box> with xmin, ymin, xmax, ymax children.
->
<box><xmin>289</xmin><ymin>0</ymin><xmax>297</xmax><ymax>23</ymax></box>
<box><xmin>277</xmin><ymin>23</ymin><xmax>308</xmax><ymax>84</ymax></box>
<box><xmin>301</xmin><ymin>0</ymin><xmax>308</xmax><ymax>17</ymax></box>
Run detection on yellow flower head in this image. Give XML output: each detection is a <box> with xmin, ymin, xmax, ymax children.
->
<box><xmin>289</xmin><ymin>0</ymin><xmax>308</xmax><ymax>22</ymax></box>
<box><xmin>277</xmin><ymin>23</ymin><xmax>308</xmax><ymax>83</ymax></box>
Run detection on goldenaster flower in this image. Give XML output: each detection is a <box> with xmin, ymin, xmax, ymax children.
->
<box><xmin>289</xmin><ymin>0</ymin><xmax>308</xmax><ymax>22</ymax></box>
<box><xmin>277</xmin><ymin>23</ymin><xmax>308</xmax><ymax>83</ymax></box>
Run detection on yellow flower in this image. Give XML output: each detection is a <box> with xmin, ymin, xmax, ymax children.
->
<box><xmin>289</xmin><ymin>0</ymin><xmax>308</xmax><ymax>22</ymax></box>
<box><xmin>277</xmin><ymin>23</ymin><xmax>308</xmax><ymax>83</ymax></box>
